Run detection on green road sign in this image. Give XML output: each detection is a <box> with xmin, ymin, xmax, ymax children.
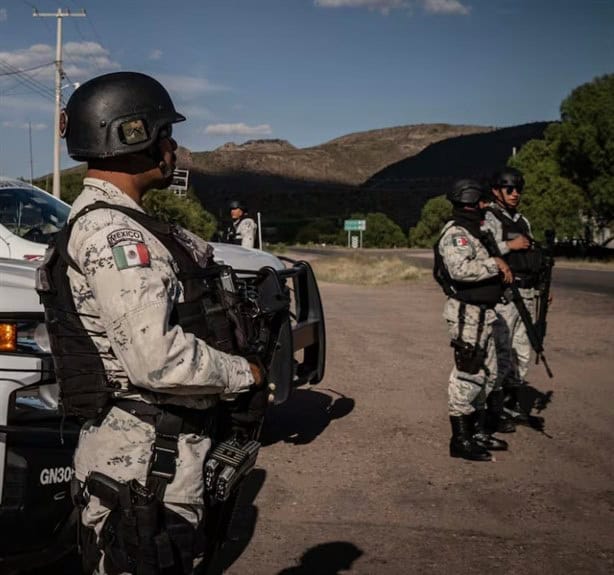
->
<box><xmin>344</xmin><ymin>219</ymin><xmax>366</xmax><ymax>231</ymax></box>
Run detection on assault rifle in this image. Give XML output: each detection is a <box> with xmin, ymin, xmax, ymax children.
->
<box><xmin>534</xmin><ymin>230</ymin><xmax>555</xmax><ymax>354</ymax></box>
<box><xmin>482</xmin><ymin>230</ymin><xmax>553</xmax><ymax>378</ymax></box>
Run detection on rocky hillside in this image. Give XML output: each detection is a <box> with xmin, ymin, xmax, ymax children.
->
<box><xmin>188</xmin><ymin>124</ymin><xmax>492</xmax><ymax>186</ymax></box>
<box><xmin>47</xmin><ymin>121</ymin><xmax>550</xmax><ymax>242</ymax></box>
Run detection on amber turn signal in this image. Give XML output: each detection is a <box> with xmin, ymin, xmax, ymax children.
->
<box><xmin>0</xmin><ymin>323</ymin><xmax>17</xmax><ymax>352</ymax></box>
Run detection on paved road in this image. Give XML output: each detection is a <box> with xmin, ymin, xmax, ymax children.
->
<box><xmin>288</xmin><ymin>246</ymin><xmax>614</xmax><ymax>296</ymax></box>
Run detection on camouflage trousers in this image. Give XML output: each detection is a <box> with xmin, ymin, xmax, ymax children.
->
<box><xmin>443</xmin><ymin>299</ymin><xmax>498</xmax><ymax>416</ymax></box>
<box><xmin>494</xmin><ymin>288</ymin><xmax>537</xmax><ymax>388</ymax></box>
<box><xmin>73</xmin><ymin>407</ymin><xmax>210</xmax><ymax>574</ymax></box>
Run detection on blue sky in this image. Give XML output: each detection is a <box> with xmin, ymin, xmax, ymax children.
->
<box><xmin>0</xmin><ymin>0</ymin><xmax>612</xmax><ymax>179</ymax></box>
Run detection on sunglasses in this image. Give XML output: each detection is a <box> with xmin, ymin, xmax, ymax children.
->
<box><xmin>501</xmin><ymin>186</ymin><xmax>522</xmax><ymax>195</ymax></box>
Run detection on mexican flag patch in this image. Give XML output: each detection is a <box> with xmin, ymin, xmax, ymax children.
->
<box><xmin>454</xmin><ymin>236</ymin><xmax>469</xmax><ymax>247</ymax></box>
<box><xmin>112</xmin><ymin>243</ymin><xmax>150</xmax><ymax>270</ymax></box>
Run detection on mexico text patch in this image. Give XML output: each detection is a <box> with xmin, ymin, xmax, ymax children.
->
<box><xmin>107</xmin><ymin>228</ymin><xmax>145</xmax><ymax>248</ymax></box>
<box><xmin>112</xmin><ymin>243</ymin><xmax>150</xmax><ymax>270</ymax></box>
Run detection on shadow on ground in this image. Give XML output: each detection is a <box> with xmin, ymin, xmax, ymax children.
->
<box><xmin>276</xmin><ymin>541</ymin><xmax>364</xmax><ymax>575</ymax></box>
<box><xmin>507</xmin><ymin>384</ymin><xmax>555</xmax><ymax>437</ymax></box>
<box><xmin>262</xmin><ymin>388</ymin><xmax>355</xmax><ymax>446</ymax></box>
<box><xmin>205</xmin><ymin>468</ymin><xmax>267</xmax><ymax>575</ymax></box>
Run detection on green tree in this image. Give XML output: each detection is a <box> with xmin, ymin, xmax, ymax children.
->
<box><xmin>408</xmin><ymin>195</ymin><xmax>452</xmax><ymax>247</ymax></box>
<box><xmin>143</xmin><ymin>188</ymin><xmax>217</xmax><ymax>240</ymax></box>
<box><xmin>296</xmin><ymin>219</ymin><xmax>343</xmax><ymax>245</ymax></box>
<box><xmin>506</xmin><ymin>74</ymin><xmax>614</xmax><ymax>240</ymax></box>
<box><xmin>556</xmin><ymin>74</ymin><xmax>614</xmax><ymax>228</ymax></box>
<box><xmin>509</xmin><ymin>131</ymin><xmax>586</xmax><ymax>240</ymax></box>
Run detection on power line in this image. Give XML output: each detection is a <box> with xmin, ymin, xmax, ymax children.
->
<box><xmin>0</xmin><ymin>61</ymin><xmax>54</xmax><ymax>76</ymax></box>
<box><xmin>0</xmin><ymin>60</ymin><xmax>56</xmax><ymax>101</ymax></box>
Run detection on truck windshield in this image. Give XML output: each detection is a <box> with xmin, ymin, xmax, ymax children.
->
<box><xmin>0</xmin><ymin>186</ymin><xmax>70</xmax><ymax>244</ymax></box>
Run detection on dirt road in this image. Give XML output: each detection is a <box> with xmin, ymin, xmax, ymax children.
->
<box><xmin>221</xmin><ymin>275</ymin><xmax>614</xmax><ymax>574</ymax></box>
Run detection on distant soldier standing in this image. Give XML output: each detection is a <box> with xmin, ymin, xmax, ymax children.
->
<box><xmin>434</xmin><ymin>179</ymin><xmax>512</xmax><ymax>461</ymax></box>
<box><xmin>226</xmin><ymin>200</ymin><xmax>257</xmax><ymax>248</ymax></box>
<box><xmin>483</xmin><ymin>168</ymin><xmax>543</xmax><ymax>427</ymax></box>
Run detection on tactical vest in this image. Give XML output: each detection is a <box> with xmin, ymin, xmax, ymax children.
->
<box><xmin>433</xmin><ymin>222</ymin><xmax>503</xmax><ymax>307</ymax></box>
<box><xmin>228</xmin><ymin>217</ymin><xmax>247</xmax><ymax>246</ymax></box>
<box><xmin>486</xmin><ymin>207</ymin><xmax>543</xmax><ymax>278</ymax></box>
<box><xmin>36</xmin><ymin>201</ymin><xmax>244</xmax><ymax>421</ymax></box>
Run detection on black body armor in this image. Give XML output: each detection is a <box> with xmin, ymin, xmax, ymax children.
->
<box><xmin>36</xmin><ymin>202</ymin><xmax>259</xmax><ymax>421</ymax></box>
<box><xmin>433</xmin><ymin>223</ymin><xmax>503</xmax><ymax>307</ymax></box>
<box><xmin>486</xmin><ymin>207</ymin><xmax>543</xmax><ymax>281</ymax></box>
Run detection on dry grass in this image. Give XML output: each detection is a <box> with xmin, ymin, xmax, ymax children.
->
<box><xmin>310</xmin><ymin>253</ymin><xmax>426</xmax><ymax>285</ymax></box>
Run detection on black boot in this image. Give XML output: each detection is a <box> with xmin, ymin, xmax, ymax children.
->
<box><xmin>487</xmin><ymin>389</ymin><xmax>516</xmax><ymax>433</ymax></box>
<box><xmin>473</xmin><ymin>410</ymin><xmax>508</xmax><ymax>451</ymax></box>
<box><xmin>505</xmin><ymin>385</ymin><xmax>530</xmax><ymax>423</ymax></box>
<box><xmin>449</xmin><ymin>415</ymin><xmax>492</xmax><ymax>461</ymax></box>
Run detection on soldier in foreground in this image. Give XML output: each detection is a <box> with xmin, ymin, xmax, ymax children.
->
<box><xmin>483</xmin><ymin>168</ymin><xmax>544</xmax><ymax>428</ymax></box>
<box><xmin>434</xmin><ymin>179</ymin><xmax>512</xmax><ymax>461</ymax></box>
<box><xmin>37</xmin><ymin>72</ymin><xmax>263</xmax><ymax>574</ymax></box>
<box><xmin>226</xmin><ymin>200</ymin><xmax>257</xmax><ymax>248</ymax></box>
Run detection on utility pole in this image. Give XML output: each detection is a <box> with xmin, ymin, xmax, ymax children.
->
<box><xmin>33</xmin><ymin>8</ymin><xmax>86</xmax><ymax>198</ymax></box>
<box><xmin>28</xmin><ymin>121</ymin><xmax>34</xmax><ymax>184</ymax></box>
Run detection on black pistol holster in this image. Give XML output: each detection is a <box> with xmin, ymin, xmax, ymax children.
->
<box><xmin>450</xmin><ymin>303</ymin><xmax>487</xmax><ymax>375</ymax></box>
<box><xmin>78</xmin><ymin>407</ymin><xmax>206</xmax><ymax>575</ymax></box>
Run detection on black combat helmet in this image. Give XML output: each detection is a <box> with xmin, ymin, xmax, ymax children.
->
<box><xmin>229</xmin><ymin>200</ymin><xmax>246</xmax><ymax>211</ymax></box>
<box><xmin>492</xmin><ymin>167</ymin><xmax>525</xmax><ymax>191</ymax></box>
<box><xmin>62</xmin><ymin>71</ymin><xmax>185</xmax><ymax>161</ymax></box>
<box><xmin>447</xmin><ymin>179</ymin><xmax>484</xmax><ymax>206</ymax></box>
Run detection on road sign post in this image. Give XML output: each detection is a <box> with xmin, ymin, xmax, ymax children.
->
<box><xmin>344</xmin><ymin>219</ymin><xmax>366</xmax><ymax>249</ymax></box>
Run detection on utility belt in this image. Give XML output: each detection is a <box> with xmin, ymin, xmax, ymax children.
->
<box><xmin>104</xmin><ymin>399</ymin><xmax>218</xmax><ymax>435</ymax></box>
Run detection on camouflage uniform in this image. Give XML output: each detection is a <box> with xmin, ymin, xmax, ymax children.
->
<box><xmin>438</xmin><ymin>221</ymin><xmax>501</xmax><ymax>416</ymax></box>
<box><xmin>483</xmin><ymin>206</ymin><xmax>537</xmax><ymax>387</ymax></box>
<box><xmin>67</xmin><ymin>178</ymin><xmax>255</xmax><ymax>572</ymax></box>
<box><xmin>232</xmin><ymin>216</ymin><xmax>257</xmax><ymax>248</ymax></box>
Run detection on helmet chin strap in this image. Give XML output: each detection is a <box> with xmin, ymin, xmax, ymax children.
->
<box><xmin>144</xmin><ymin>139</ymin><xmax>173</xmax><ymax>178</ymax></box>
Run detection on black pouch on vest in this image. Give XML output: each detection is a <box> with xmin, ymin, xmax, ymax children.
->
<box><xmin>450</xmin><ymin>339</ymin><xmax>485</xmax><ymax>375</ymax></box>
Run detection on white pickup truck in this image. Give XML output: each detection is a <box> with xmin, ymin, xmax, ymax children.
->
<box><xmin>0</xmin><ymin>177</ymin><xmax>325</xmax><ymax>572</ymax></box>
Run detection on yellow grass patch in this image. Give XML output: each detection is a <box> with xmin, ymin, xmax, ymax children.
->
<box><xmin>310</xmin><ymin>254</ymin><xmax>426</xmax><ymax>285</ymax></box>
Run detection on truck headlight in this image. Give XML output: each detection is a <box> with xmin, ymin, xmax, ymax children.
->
<box><xmin>0</xmin><ymin>320</ymin><xmax>51</xmax><ymax>354</ymax></box>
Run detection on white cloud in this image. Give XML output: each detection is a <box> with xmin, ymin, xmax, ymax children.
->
<box><xmin>315</xmin><ymin>0</ymin><xmax>470</xmax><ymax>15</ymax></box>
<box><xmin>315</xmin><ymin>0</ymin><xmax>408</xmax><ymax>14</ymax></box>
<box><xmin>156</xmin><ymin>74</ymin><xmax>229</xmax><ymax>99</ymax></box>
<box><xmin>205</xmin><ymin>123</ymin><xmax>272</xmax><ymax>137</ymax></box>
<box><xmin>0</xmin><ymin>8</ymin><xmax>7</xmax><ymax>22</ymax></box>
<box><xmin>2</xmin><ymin>121</ymin><xmax>48</xmax><ymax>131</ymax></box>
<box><xmin>0</xmin><ymin>42</ymin><xmax>120</xmax><ymax>83</ymax></box>
<box><xmin>149</xmin><ymin>49</ymin><xmax>163</xmax><ymax>61</ymax></box>
<box><xmin>422</xmin><ymin>0</ymin><xmax>470</xmax><ymax>15</ymax></box>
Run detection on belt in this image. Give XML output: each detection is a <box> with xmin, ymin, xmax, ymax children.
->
<box><xmin>109</xmin><ymin>399</ymin><xmax>218</xmax><ymax>435</ymax></box>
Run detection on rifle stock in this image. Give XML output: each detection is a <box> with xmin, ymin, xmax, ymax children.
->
<box><xmin>482</xmin><ymin>230</ymin><xmax>553</xmax><ymax>378</ymax></box>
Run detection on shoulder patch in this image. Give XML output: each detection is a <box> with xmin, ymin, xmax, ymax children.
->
<box><xmin>452</xmin><ymin>235</ymin><xmax>470</xmax><ymax>247</ymax></box>
<box><xmin>112</xmin><ymin>243</ymin><xmax>150</xmax><ymax>270</ymax></box>
<box><xmin>107</xmin><ymin>228</ymin><xmax>145</xmax><ymax>247</ymax></box>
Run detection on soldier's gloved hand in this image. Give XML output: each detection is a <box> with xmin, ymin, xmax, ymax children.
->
<box><xmin>507</xmin><ymin>235</ymin><xmax>531</xmax><ymax>251</ymax></box>
<box><xmin>494</xmin><ymin>257</ymin><xmax>513</xmax><ymax>284</ymax></box>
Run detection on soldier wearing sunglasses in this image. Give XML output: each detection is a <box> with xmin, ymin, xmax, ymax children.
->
<box><xmin>483</xmin><ymin>167</ymin><xmax>543</xmax><ymax>432</ymax></box>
